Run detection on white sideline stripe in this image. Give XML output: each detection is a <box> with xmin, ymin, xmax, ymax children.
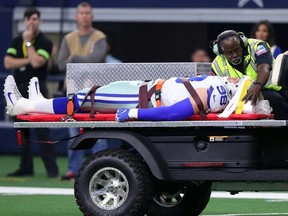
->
<box><xmin>1</xmin><ymin>188</ymin><xmax>287</xmax><ymax>216</ymax></box>
<box><xmin>211</xmin><ymin>191</ymin><xmax>288</xmax><ymax>200</ymax></box>
<box><xmin>0</xmin><ymin>187</ymin><xmax>288</xmax><ymax>200</ymax></box>
<box><xmin>0</xmin><ymin>186</ymin><xmax>73</xmax><ymax>195</ymax></box>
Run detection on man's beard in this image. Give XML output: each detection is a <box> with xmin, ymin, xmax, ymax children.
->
<box><xmin>230</xmin><ymin>57</ymin><xmax>243</xmax><ymax>65</ymax></box>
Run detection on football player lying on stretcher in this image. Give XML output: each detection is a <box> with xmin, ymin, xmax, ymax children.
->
<box><xmin>4</xmin><ymin>75</ymin><xmax>271</xmax><ymax>122</ymax></box>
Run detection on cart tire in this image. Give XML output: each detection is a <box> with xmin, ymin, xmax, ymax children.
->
<box><xmin>147</xmin><ymin>181</ymin><xmax>212</xmax><ymax>216</ymax></box>
<box><xmin>74</xmin><ymin>148</ymin><xmax>154</xmax><ymax>216</ymax></box>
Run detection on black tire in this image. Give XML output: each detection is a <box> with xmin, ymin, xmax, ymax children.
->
<box><xmin>74</xmin><ymin>148</ymin><xmax>154</xmax><ymax>216</ymax></box>
<box><xmin>147</xmin><ymin>181</ymin><xmax>212</xmax><ymax>216</ymax></box>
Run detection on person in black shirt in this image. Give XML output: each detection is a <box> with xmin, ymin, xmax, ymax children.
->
<box><xmin>4</xmin><ymin>7</ymin><xmax>59</xmax><ymax>177</ymax></box>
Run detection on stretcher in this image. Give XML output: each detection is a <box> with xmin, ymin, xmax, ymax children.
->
<box><xmin>14</xmin><ymin>62</ymin><xmax>283</xmax><ymax>128</ymax></box>
<box><xmin>15</xmin><ymin>112</ymin><xmax>274</xmax><ymax>122</ymax></box>
<box><xmin>12</xmin><ymin>62</ymin><xmax>288</xmax><ymax>216</ymax></box>
<box><xmin>15</xmin><ymin>112</ymin><xmax>278</xmax><ymax>127</ymax></box>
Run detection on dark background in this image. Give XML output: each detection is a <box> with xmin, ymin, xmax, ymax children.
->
<box><xmin>95</xmin><ymin>22</ymin><xmax>288</xmax><ymax>63</ymax></box>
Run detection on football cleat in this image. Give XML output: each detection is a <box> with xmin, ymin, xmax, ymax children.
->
<box><xmin>28</xmin><ymin>77</ymin><xmax>45</xmax><ymax>101</ymax></box>
<box><xmin>3</xmin><ymin>75</ymin><xmax>22</xmax><ymax>115</ymax></box>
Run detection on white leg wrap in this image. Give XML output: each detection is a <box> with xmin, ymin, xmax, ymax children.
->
<box><xmin>9</xmin><ymin>98</ymin><xmax>35</xmax><ymax>116</ymax></box>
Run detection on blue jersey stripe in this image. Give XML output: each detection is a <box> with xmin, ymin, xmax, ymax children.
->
<box><xmin>77</xmin><ymin>92</ymin><xmax>139</xmax><ymax>97</ymax></box>
<box><xmin>79</xmin><ymin>99</ymin><xmax>139</xmax><ymax>104</ymax></box>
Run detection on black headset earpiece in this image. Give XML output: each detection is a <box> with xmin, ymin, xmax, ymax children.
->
<box><xmin>210</xmin><ymin>30</ymin><xmax>248</xmax><ymax>55</ymax></box>
<box><xmin>237</xmin><ymin>32</ymin><xmax>248</xmax><ymax>47</ymax></box>
<box><xmin>209</xmin><ymin>40</ymin><xmax>221</xmax><ymax>55</ymax></box>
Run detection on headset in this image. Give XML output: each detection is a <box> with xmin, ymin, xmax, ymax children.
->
<box><xmin>210</xmin><ymin>30</ymin><xmax>248</xmax><ymax>55</ymax></box>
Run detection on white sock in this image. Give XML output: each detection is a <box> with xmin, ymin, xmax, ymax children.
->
<box><xmin>33</xmin><ymin>99</ymin><xmax>55</xmax><ymax>114</ymax></box>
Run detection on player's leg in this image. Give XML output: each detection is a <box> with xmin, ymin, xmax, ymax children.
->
<box><xmin>5</xmin><ymin>77</ymin><xmax>144</xmax><ymax>116</ymax></box>
<box><xmin>76</xmin><ymin>81</ymin><xmax>142</xmax><ymax>113</ymax></box>
<box><xmin>4</xmin><ymin>75</ymin><xmax>65</xmax><ymax>115</ymax></box>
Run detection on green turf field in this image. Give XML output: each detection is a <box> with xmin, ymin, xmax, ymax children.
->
<box><xmin>203</xmin><ymin>198</ymin><xmax>288</xmax><ymax>215</ymax></box>
<box><xmin>0</xmin><ymin>194</ymin><xmax>80</xmax><ymax>216</ymax></box>
<box><xmin>0</xmin><ymin>155</ymin><xmax>73</xmax><ymax>188</ymax></box>
<box><xmin>1</xmin><ymin>155</ymin><xmax>288</xmax><ymax>216</ymax></box>
<box><xmin>0</xmin><ymin>155</ymin><xmax>78</xmax><ymax>215</ymax></box>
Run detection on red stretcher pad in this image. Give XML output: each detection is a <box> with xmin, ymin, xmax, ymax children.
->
<box><xmin>16</xmin><ymin>113</ymin><xmax>274</xmax><ymax>122</ymax></box>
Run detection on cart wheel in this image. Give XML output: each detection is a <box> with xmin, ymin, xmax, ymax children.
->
<box><xmin>147</xmin><ymin>181</ymin><xmax>212</xmax><ymax>216</ymax></box>
<box><xmin>74</xmin><ymin>149</ymin><xmax>154</xmax><ymax>216</ymax></box>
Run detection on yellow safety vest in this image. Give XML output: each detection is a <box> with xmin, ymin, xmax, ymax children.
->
<box><xmin>211</xmin><ymin>38</ymin><xmax>281</xmax><ymax>91</ymax></box>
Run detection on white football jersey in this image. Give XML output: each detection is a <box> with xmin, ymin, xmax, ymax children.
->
<box><xmin>75</xmin><ymin>75</ymin><xmax>229</xmax><ymax>113</ymax></box>
<box><xmin>159</xmin><ymin>75</ymin><xmax>229</xmax><ymax>113</ymax></box>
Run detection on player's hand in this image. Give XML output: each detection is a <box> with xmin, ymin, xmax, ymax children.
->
<box><xmin>116</xmin><ymin>108</ymin><xmax>130</xmax><ymax>122</ymax></box>
<box><xmin>242</xmin><ymin>85</ymin><xmax>261</xmax><ymax>105</ymax></box>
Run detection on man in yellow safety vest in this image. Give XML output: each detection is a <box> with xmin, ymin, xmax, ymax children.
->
<box><xmin>210</xmin><ymin>30</ymin><xmax>288</xmax><ymax>120</ymax></box>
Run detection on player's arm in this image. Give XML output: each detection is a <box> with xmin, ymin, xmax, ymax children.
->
<box><xmin>116</xmin><ymin>97</ymin><xmax>196</xmax><ymax>121</ymax></box>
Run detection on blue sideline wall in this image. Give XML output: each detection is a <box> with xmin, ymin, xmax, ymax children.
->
<box><xmin>0</xmin><ymin>125</ymin><xmax>70</xmax><ymax>156</ymax></box>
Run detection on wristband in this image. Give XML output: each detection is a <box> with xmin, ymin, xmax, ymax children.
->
<box><xmin>254</xmin><ymin>81</ymin><xmax>264</xmax><ymax>88</ymax></box>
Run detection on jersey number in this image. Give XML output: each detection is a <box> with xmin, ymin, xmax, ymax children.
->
<box><xmin>217</xmin><ymin>85</ymin><xmax>228</xmax><ymax>105</ymax></box>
